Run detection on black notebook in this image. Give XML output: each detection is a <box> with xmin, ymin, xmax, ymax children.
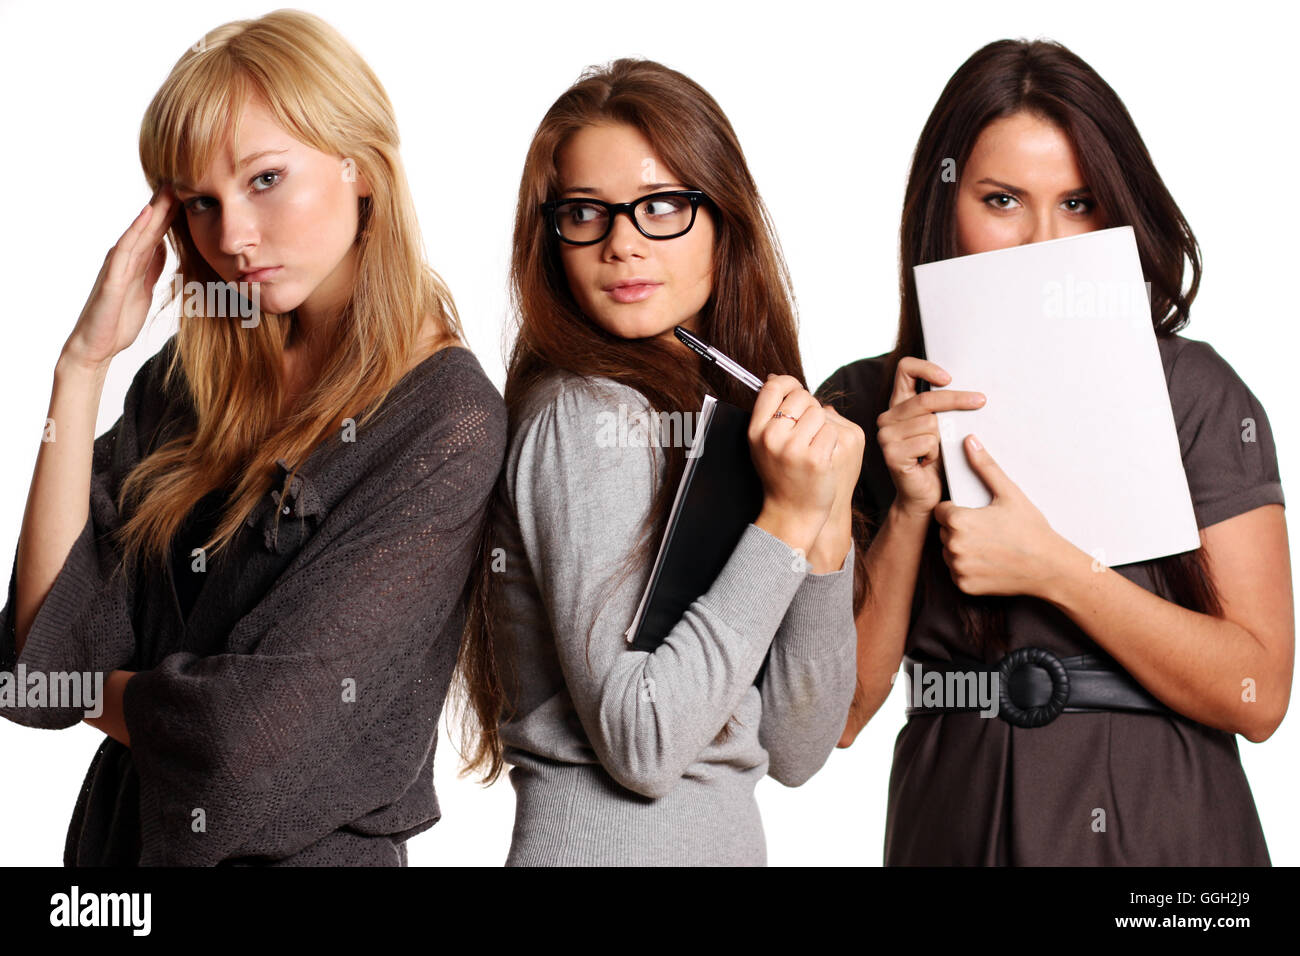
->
<box><xmin>624</xmin><ymin>395</ymin><xmax>765</xmax><ymax>652</ymax></box>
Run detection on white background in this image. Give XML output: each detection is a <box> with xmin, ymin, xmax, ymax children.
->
<box><xmin>0</xmin><ymin>0</ymin><xmax>1294</xmax><ymax>866</ymax></box>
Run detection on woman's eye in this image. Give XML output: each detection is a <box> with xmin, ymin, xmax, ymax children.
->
<box><xmin>1062</xmin><ymin>197</ymin><xmax>1095</xmax><ymax>214</ymax></box>
<box><xmin>983</xmin><ymin>192</ymin><xmax>1019</xmax><ymax>210</ymax></box>
<box><xmin>568</xmin><ymin>203</ymin><xmax>604</xmax><ymax>224</ymax></box>
<box><xmin>643</xmin><ymin>197</ymin><xmax>685</xmax><ymax>217</ymax></box>
<box><xmin>184</xmin><ymin>197</ymin><xmax>210</xmax><ymax>214</ymax></box>
<box><xmin>252</xmin><ymin>170</ymin><xmax>282</xmax><ymax>191</ymax></box>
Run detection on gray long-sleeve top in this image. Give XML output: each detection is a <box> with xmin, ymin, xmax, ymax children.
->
<box><xmin>0</xmin><ymin>336</ymin><xmax>507</xmax><ymax>865</ymax></box>
<box><xmin>493</xmin><ymin>370</ymin><xmax>858</xmax><ymax>866</ymax></box>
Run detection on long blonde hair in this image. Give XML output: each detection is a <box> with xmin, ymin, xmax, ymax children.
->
<box><xmin>117</xmin><ymin>9</ymin><xmax>462</xmax><ymax>576</ymax></box>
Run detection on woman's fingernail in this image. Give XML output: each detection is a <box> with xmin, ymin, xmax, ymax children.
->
<box><xmin>969</xmin><ymin>435</ymin><xmax>982</xmax><ymax>451</ymax></box>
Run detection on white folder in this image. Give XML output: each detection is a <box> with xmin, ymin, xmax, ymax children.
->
<box><xmin>913</xmin><ymin>225</ymin><xmax>1200</xmax><ymax>568</ymax></box>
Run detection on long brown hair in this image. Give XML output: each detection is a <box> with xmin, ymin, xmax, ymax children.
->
<box><xmin>456</xmin><ymin>58</ymin><xmax>869</xmax><ymax>781</ymax></box>
<box><xmin>114</xmin><ymin>10</ymin><xmax>462</xmax><ymax>578</ymax></box>
<box><xmin>883</xmin><ymin>38</ymin><xmax>1221</xmax><ymax>656</ymax></box>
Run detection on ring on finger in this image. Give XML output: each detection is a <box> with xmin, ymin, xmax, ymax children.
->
<box><xmin>772</xmin><ymin>410</ymin><xmax>799</xmax><ymax>424</ymax></box>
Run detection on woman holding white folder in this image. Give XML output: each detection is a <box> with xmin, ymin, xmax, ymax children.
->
<box><xmin>822</xmin><ymin>38</ymin><xmax>1291</xmax><ymax>864</ymax></box>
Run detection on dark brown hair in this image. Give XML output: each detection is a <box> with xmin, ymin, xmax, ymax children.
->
<box><xmin>880</xmin><ymin>38</ymin><xmax>1221</xmax><ymax>656</ymax></box>
<box><xmin>454</xmin><ymin>58</ymin><xmax>870</xmax><ymax>781</ymax></box>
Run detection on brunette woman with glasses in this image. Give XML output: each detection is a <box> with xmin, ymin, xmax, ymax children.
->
<box><xmin>821</xmin><ymin>38</ymin><xmax>1291</xmax><ymax>865</ymax></box>
<box><xmin>455</xmin><ymin>58</ymin><xmax>864</xmax><ymax>866</ymax></box>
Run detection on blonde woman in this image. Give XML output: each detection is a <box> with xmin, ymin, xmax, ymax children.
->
<box><xmin>0</xmin><ymin>11</ymin><xmax>505</xmax><ymax>866</ymax></box>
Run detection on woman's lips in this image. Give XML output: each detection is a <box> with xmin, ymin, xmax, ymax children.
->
<box><xmin>239</xmin><ymin>266</ymin><xmax>281</xmax><ymax>282</ymax></box>
<box><xmin>606</xmin><ymin>282</ymin><xmax>661</xmax><ymax>304</ymax></box>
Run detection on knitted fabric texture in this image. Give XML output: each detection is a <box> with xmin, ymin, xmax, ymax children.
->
<box><xmin>0</xmin><ymin>336</ymin><xmax>506</xmax><ymax>866</ymax></box>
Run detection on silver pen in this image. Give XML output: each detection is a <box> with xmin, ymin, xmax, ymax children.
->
<box><xmin>673</xmin><ymin>326</ymin><xmax>764</xmax><ymax>392</ymax></box>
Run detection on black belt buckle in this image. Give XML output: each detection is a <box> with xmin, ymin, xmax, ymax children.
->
<box><xmin>997</xmin><ymin>647</ymin><xmax>1070</xmax><ymax>728</ymax></box>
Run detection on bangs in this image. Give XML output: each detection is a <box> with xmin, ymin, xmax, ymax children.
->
<box><xmin>140</xmin><ymin>54</ymin><xmax>260</xmax><ymax>193</ymax></box>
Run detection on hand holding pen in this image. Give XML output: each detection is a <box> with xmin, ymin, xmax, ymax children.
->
<box><xmin>675</xmin><ymin>327</ymin><xmax>864</xmax><ymax>567</ymax></box>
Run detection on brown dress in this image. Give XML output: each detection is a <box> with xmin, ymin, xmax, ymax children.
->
<box><xmin>816</xmin><ymin>333</ymin><xmax>1284</xmax><ymax>865</ymax></box>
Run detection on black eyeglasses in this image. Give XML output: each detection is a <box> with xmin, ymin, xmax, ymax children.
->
<box><xmin>541</xmin><ymin>190</ymin><xmax>708</xmax><ymax>245</ymax></box>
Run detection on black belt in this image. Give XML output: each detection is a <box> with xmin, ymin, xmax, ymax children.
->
<box><xmin>902</xmin><ymin>647</ymin><xmax>1171</xmax><ymax>729</ymax></box>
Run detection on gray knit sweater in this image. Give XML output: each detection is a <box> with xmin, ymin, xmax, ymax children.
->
<box><xmin>493</xmin><ymin>371</ymin><xmax>858</xmax><ymax>866</ymax></box>
<box><xmin>0</xmin><ymin>336</ymin><xmax>506</xmax><ymax>865</ymax></box>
